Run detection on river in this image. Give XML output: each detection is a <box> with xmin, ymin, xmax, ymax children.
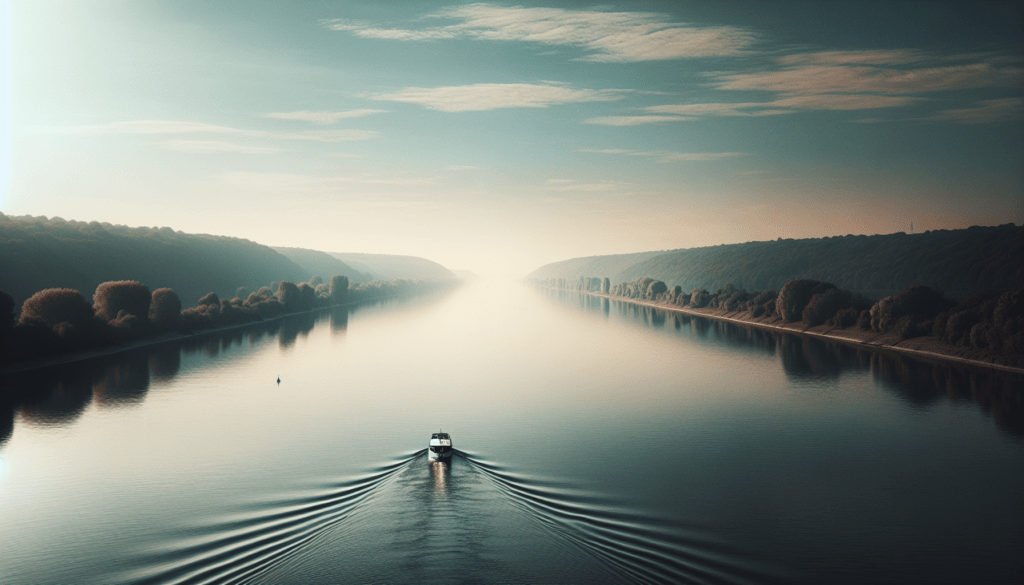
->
<box><xmin>1</xmin><ymin>279</ymin><xmax>1022</xmax><ymax>584</ymax></box>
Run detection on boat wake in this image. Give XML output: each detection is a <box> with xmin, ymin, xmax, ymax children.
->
<box><xmin>455</xmin><ymin>449</ymin><xmax>782</xmax><ymax>585</ymax></box>
<box><xmin>116</xmin><ymin>449</ymin><xmax>426</xmax><ymax>585</ymax></box>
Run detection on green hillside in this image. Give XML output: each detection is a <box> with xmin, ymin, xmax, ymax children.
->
<box><xmin>528</xmin><ymin>225</ymin><xmax>1023</xmax><ymax>297</ymax></box>
<box><xmin>0</xmin><ymin>214</ymin><xmax>311</xmax><ymax>307</ymax></box>
<box><xmin>273</xmin><ymin>247</ymin><xmax>370</xmax><ymax>283</ymax></box>
<box><xmin>330</xmin><ymin>252</ymin><xmax>455</xmax><ymax>280</ymax></box>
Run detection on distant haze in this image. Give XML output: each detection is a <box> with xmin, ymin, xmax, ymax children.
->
<box><xmin>4</xmin><ymin>1</ymin><xmax>1022</xmax><ymax>275</ymax></box>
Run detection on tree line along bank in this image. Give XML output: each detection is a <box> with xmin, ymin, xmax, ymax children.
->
<box><xmin>530</xmin><ymin>276</ymin><xmax>1024</xmax><ymax>368</ymax></box>
<box><xmin>0</xmin><ymin>276</ymin><xmax>454</xmax><ymax>366</ymax></box>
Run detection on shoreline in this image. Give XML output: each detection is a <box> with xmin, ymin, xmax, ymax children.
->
<box><xmin>1</xmin><ymin>299</ymin><xmax>365</xmax><ymax>377</ymax></box>
<box><xmin>549</xmin><ymin>288</ymin><xmax>1024</xmax><ymax>376</ymax></box>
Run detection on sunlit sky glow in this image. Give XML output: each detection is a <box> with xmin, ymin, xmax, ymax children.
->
<box><xmin>4</xmin><ymin>1</ymin><xmax>1023</xmax><ymax>275</ymax></box>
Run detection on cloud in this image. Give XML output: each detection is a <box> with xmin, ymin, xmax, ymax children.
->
<box><xmin>152</xmin><ymin>140</ymin><xmax>286</xmax><ymax>154</ymax></box>
<box><xmin>920</xmin><ymin>97</ymin><xmax>1024</xmax><ymax>124</ymax></box>
<box><xmin>323</xmin><ymin>4</ymin><xmax>756</xmax><ymax>62</ymax></box>
<box><xmin>712</xmin><ymin>62</ymin><xmax>1023</xmax><ymax>94</ymax></box>
<box><xmin>777</xmin><ymin>50</ymin><xmax>923</xmax><ymax>66</ymax></box>
<box><xmin>322</xmin><ymin>20</ymin><xmax>458</xmax><ymax>41</ymax></box>
<box><xmin>264</xmin><ymin>110</ymin><xmax>387</xmax><ymax>124</ymax></box>
<box><xmin>583</xmin><ymin>115</ymin><xmax>693</xmax><ymax>126</ymax></box>
<box><xmin>645</xmin><ymin>94</ymin><xmax>924</xmax><ymax>117</ymax></box>
<box><xmin>581</xmin><ymin>149</ymin><xmax>744</xmax><ymax>163</ymax></box>
<box><xmin>373</xmin><ymin>83</ymin><xmax>628</xmax><ymax>112</ymax></box>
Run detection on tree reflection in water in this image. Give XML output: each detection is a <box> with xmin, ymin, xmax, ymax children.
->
<box><xmin>0</xmin><ymin>307</ymin><xmax>339</xmax><ymax>446</ymax></box>
<box><xmin>2</xmin><ymin>294</ymin><xmax>1022</xmax><ymax>447</ymax></box>
<box><xmin>545</xmin><ymin>292</ymin><xmax>1024</xmax><ymax>439</ymax></box>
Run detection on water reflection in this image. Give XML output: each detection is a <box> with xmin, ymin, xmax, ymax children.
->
<box><xmin>540</xmin><ymin>290</ymin><xmax>1024</xmax><ymax>438</ymax></box>
<box><xmin>3</xmin><ymin>290</ymin><xmax>1023</xmax><ymax>449</ymax></box>
<box><xmin>430</xmin><ymin>460</ymin><xmax>450</xmax><ymax>495</ymax></box>
<box><xmin>94</xmin><ymin>356</ymin><xmax>151</xmax><ymax>408</ymax></box>
<box><xmin>0</xmin><ymin>309</ymin><xmax>326</xmax><ymax>445</ymax></box>
<box><xmin>0</xmin><ymin>292</ymin><xmax>456</xmax><ymax>447</ymax></box>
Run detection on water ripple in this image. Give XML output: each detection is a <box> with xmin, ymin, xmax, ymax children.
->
<box><xmin>456</xmin><ymin>448</ymin><xmax>783</xmax><ymax>585</ymax></box>
<box><xmin>115</xmin><ymin>449</ymin><xmax>426</xmax><ymax>585</ymax></box>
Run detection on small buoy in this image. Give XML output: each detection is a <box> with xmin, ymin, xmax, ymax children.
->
<box><xmin>277</xmin><ymin>376</ymin><xmax>281</xmax><ymax>384</ymax></box>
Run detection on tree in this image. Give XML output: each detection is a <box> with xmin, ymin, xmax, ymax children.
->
<box><xmin>870</xmin><ymin>285</ymin><xmax>951</xmax><ymax>333</ymax></box>
<box><xmin>646</xmin><ymin>280</ymin><xmax>667</xmax><ymax>299</ymax></box>
<box><xmin>776</xmin><ymin>279</ymin><xmax>836</xmax><ymax>323</ymax></box>
<box><xmin>329</xmin><ymin>275</ymin><xmax>349</xmax><ymax>304</ymax></box>
<box><xmin>0</xmin><ymin>289</ymin><xmax>15</xmax><ymax>351</ymax></box>
<box><xmin>277</xmin><ymin>281</ymin><xmax>300</xmax><ymax>310</ymax></box>
<box><xmin>150</xmin><ymin>288</ymin><xmax>182</xmax><ymax>329</ymax></box>
<box><xmin>197</xmin><ymin>292</ymin><xmax>220</xmax><ymax>307</ymax></box>
<box><xmin>19</xmin><ymin>288</ymin><xmax>94</xmax><ymax>329</ymax></box>
<box><xmin>690</xmin><ymin>288</ymin><xmax>711</xmax><ymax>308</ymax></box>
<box><xmin>93</xmin><ymin>281</ymin><xmax>152</xmax><ymax>322</ymax></box>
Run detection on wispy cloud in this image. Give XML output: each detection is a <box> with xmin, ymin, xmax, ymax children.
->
<box><xmin>777</xmin><ymin>50</ymin><xmax>923</xmax><ymax>66</ymax></box>
<box><xmin>264</xmin><ymin>110</ymin><xmax>386</xmax><ymax>124</ymax></box>
<box><xmin>580</xmin><ymin>149</ymin><xmax>744</xmax><ymax>163</ymax></box>
<box><xmin>321</xmin><ymin>21</ymin><xmax>457</xmax><ymax>41</ymax></box>
<box><xmin>712</xmin><ymin>62</ymin><xmax>1023</xmax><ymax>95</ymax></box>
<box><xmin>583</xmin><ymin>115</ymin><xmax>694</xmax><ymax>126</ymax></box>
<box><xmin>645</xmin><ymin>94</ymin><xmax>924</xmax><ymax>118</ymax></box>
<box><xmin>323</xmin><ymin>4</ymin><xmax>756</xmax><ymax>62</ymax></box>
<box><xmin>919</xmin><ymin>97</ymin><xmax>1024</xmax><ymax>124</ymax></box>
<box><xmin>373</xmin><ymin>83</ymin><xmax>628</xmax><ymax>112</ymax></box>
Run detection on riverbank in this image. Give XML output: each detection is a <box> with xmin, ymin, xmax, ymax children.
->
<box><xmin>0</xmin><ymin>286</ymin><xmax>443</xmax><ymax>377</ymax></box>
<box><xmin>553</xmin><ymin>288</ymin><xmax>1024</xmax><ymax>375</ymax></box>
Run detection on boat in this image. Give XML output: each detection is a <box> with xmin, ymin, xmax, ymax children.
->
<box><xmin>429</xmin><ymin>431</ymin><xmax>452</xmax><ymax>461</ymax></box>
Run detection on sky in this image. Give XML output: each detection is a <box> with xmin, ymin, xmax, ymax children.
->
<box><xmin>3</xmin><ymin>1</ymin><xmax>1023</xmax><ymax>275</ymax></box>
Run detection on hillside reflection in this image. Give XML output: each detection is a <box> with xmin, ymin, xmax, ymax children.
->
<box><xmin>0</xmin><ymin>290</ymin><xmax>457</xmax><ymax>447</ymax></box>
<box><xmin>541</xmin><ymin>290</ymin><xmax>1024</xmax><ymax>438</ymax></box>
<box><xmin>3</xmin><ymin>291</ymin><xmax>1022</xmax><ymax>447</ymax></box>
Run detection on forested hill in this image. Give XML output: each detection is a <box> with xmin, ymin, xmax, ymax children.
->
<box><xmin>0</xmin><ymin>214</ymin><xmax>311</xmax><ymax>307</ymax></box>
<box><xmin>273</xmin><ymin>247</ymin><xmax>370</xmax><ymax>284</ymax></box>
<box><xmin>527</xmin><ymin>224</ymin><xmax>1023</xmax><ymax>297</ymax></box>
<box><xmin>330</xmin><ymin>253</ymin><xmax>456</xmax><ymax>280</ymax></box>
<box><xmin>523</xmin><ymin>250</ymin><xmax>667</xmax><ymax>283</ymax></box>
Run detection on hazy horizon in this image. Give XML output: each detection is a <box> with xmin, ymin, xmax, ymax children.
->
<box><xmin>4</xmin><ymin>1</ymin><xmax>1022</xmax><ymax>275</ymax></box>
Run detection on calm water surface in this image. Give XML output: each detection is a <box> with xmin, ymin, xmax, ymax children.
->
<box><xmin>1</xmin><ymin>279</ymin><xmax>1022</xmax><ymax>584</ymax></box>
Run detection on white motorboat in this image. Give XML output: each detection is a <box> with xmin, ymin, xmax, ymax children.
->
<box><xmin>429</xmin><ymin>431</ymin><xmax>452</xmax><ymax>461</ymax></box>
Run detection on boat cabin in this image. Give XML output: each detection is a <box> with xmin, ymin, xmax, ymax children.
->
<box><xmin>429</xmin><ymin>432</ymin><xmax>452</xmax><ymax>459</ymax></box>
